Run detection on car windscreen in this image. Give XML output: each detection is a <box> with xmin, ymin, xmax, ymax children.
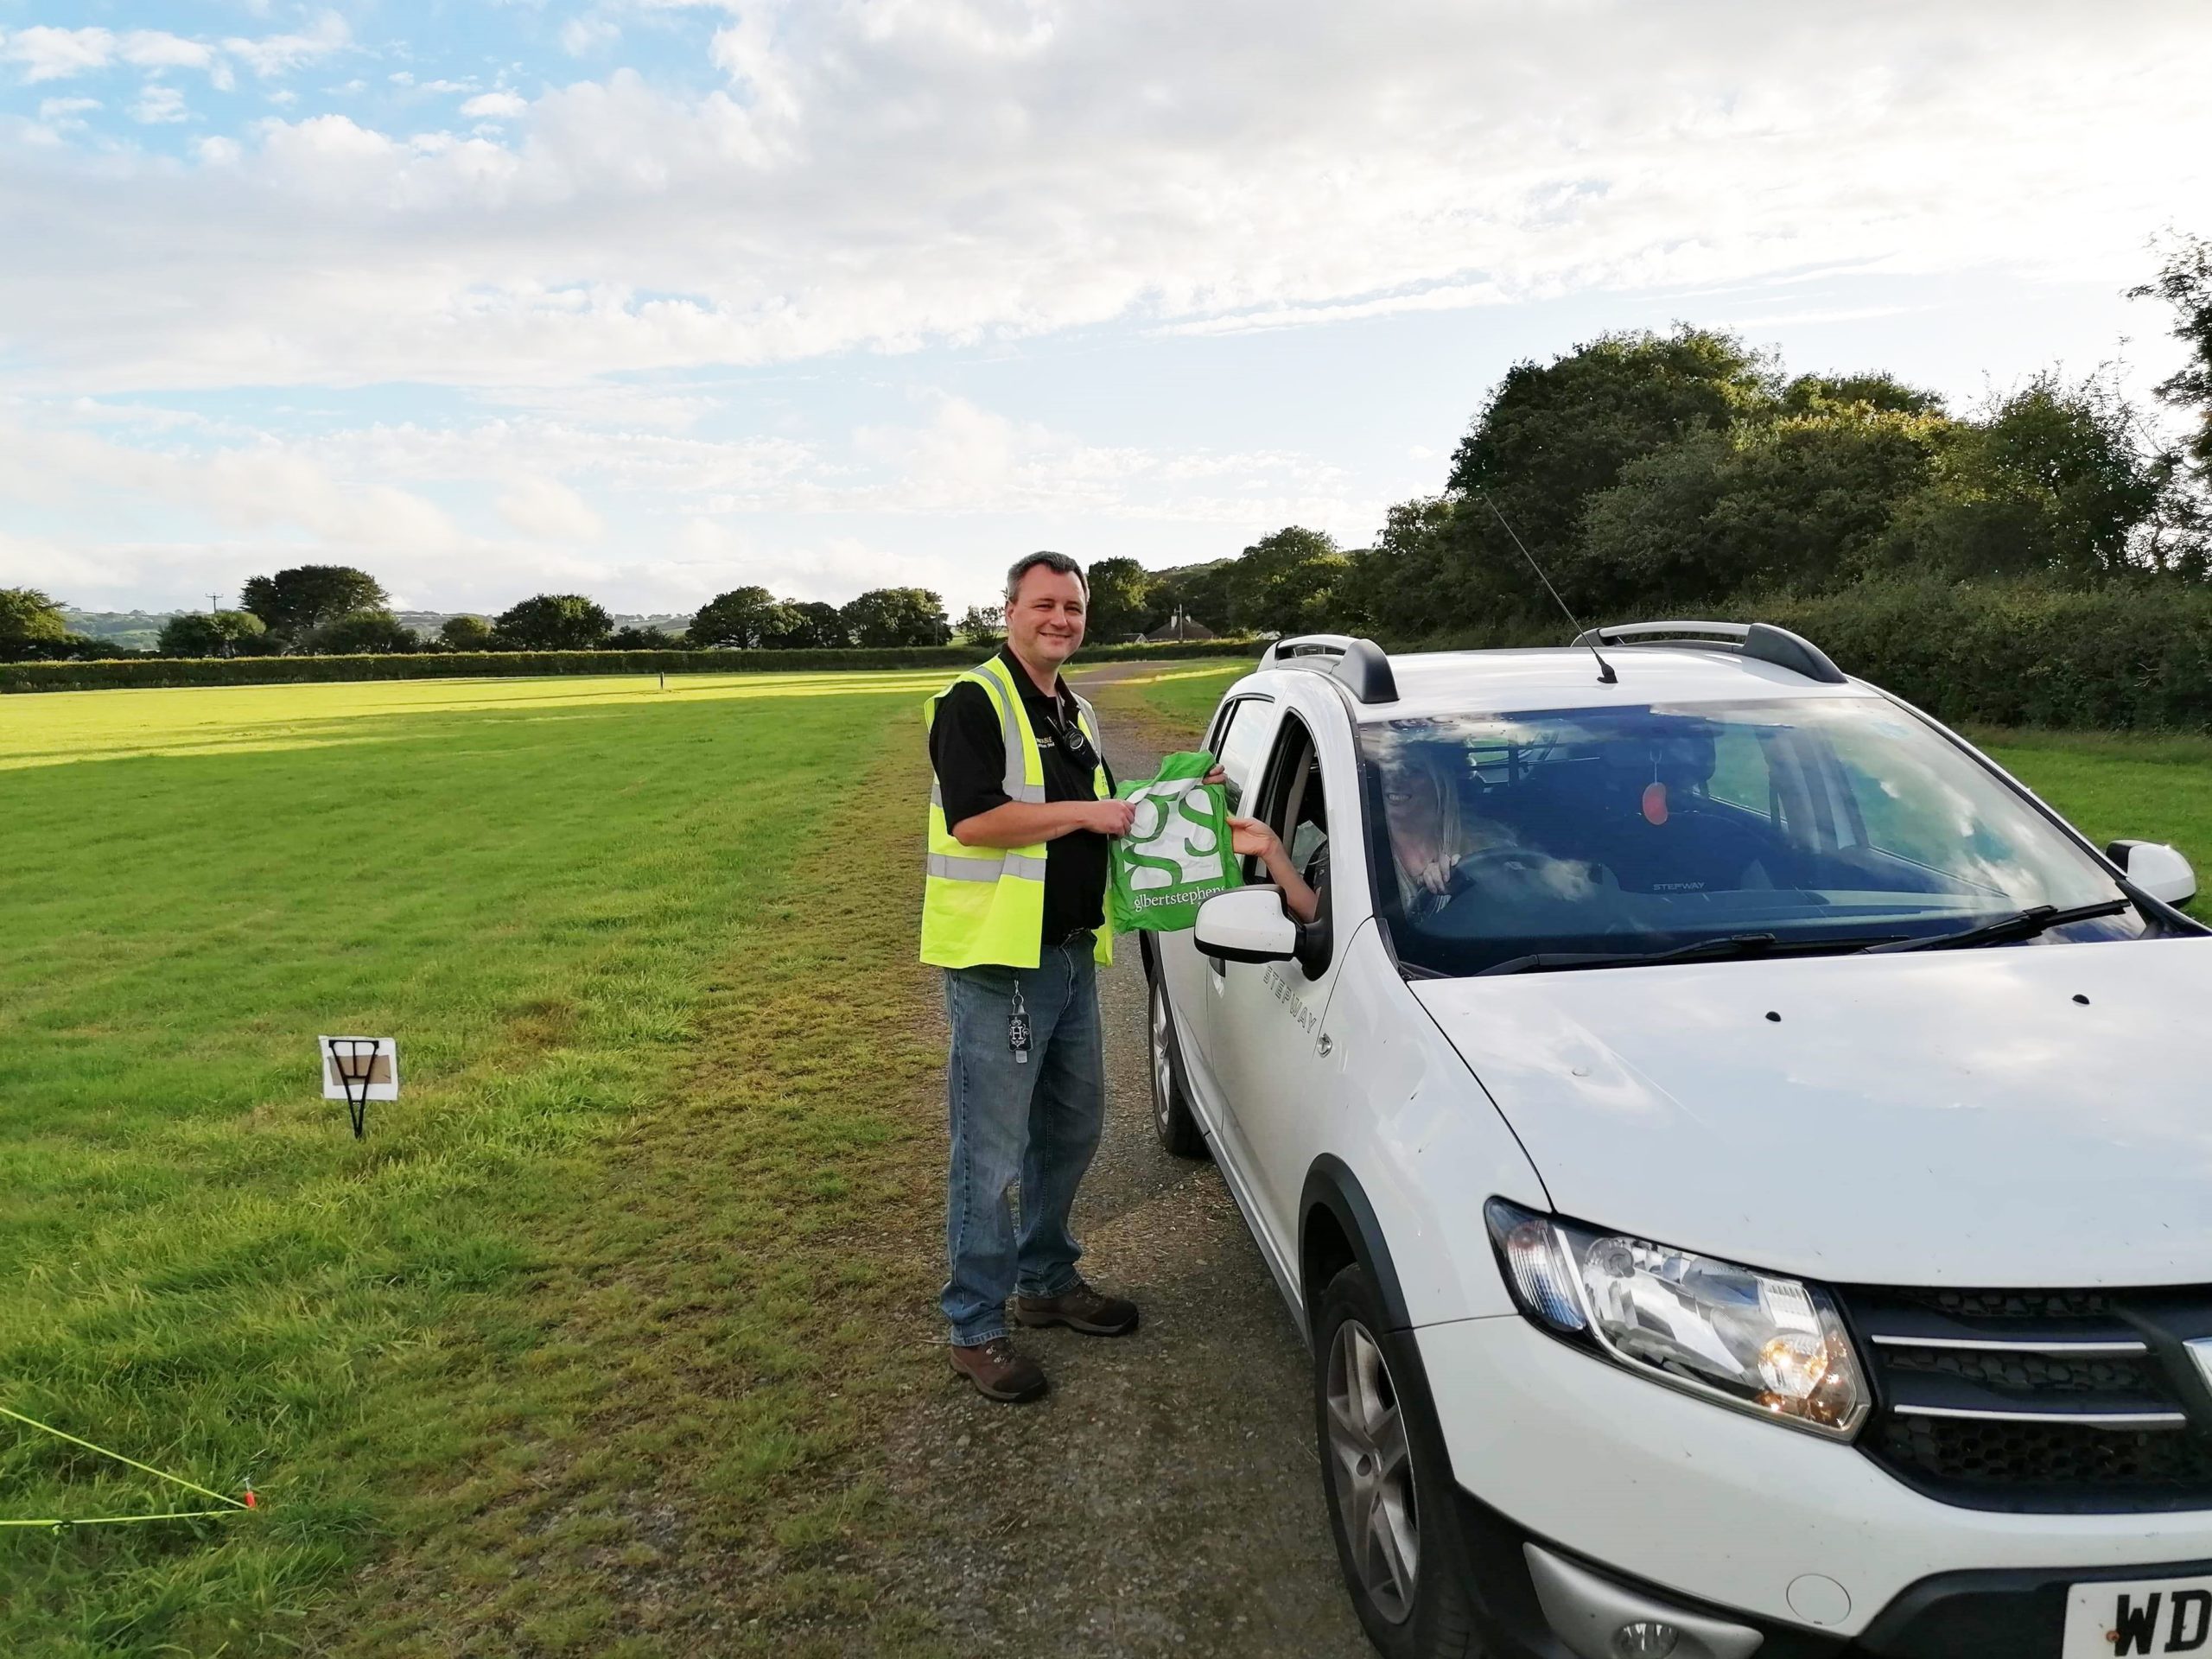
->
<box><xmin>1360</xmin><ymin>697</ymin><xmax>2144</xmax><ymax>977</ymax></box>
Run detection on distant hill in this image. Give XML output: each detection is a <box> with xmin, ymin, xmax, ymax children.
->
<box><xmin>64</xmin><ymin>610</ymin><xmax>179</xmax><ymax>652</ymax></box>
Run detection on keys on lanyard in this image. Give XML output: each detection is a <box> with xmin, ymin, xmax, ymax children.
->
<box><xmin>1009</xmin><ymin>985</ymin><xmax>1031</xmax><ymax>1065</ymax></box>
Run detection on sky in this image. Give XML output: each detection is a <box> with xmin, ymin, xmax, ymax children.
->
<box><xmin>3</xmin><ymin>1</ymin><xmax>2211</xmax><ymax>620</ymax></box>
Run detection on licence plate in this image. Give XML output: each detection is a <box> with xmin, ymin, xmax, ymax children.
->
<box><xmin>2066</xmin><ymin>1576</ymin><xmax>2212</xmax><ymax>1656</ymax></box>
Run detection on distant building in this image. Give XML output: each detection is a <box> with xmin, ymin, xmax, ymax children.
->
<box><xmin>1141</xmin><ymin>610</ymin><xmax>1216</xmax><ymax>643</ymax></box>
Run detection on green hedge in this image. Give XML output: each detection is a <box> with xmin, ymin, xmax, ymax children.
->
<box><xmin>1399</xmin><ymin>578</ymin><xmax>2212</xmax><ymax>732</ymax></box>
<box><xmin>0</xmin><ymin>637</ymin><xmax>1260</xmax><ymax>695</ymax></box>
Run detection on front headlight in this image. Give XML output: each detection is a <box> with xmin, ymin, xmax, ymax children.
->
<box><xmin>1485</xmin><ymin>1198</ymin><xmax>1869</xmax><ymax>1440</ymax></box>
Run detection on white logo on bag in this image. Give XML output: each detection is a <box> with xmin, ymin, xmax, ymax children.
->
<box><xmin>1123</xmin><ymin>780</ymin><xmax>1223</xmax><ymax>890</ymax></box>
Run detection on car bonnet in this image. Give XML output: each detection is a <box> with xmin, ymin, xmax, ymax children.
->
<box><xmin>1411</xmin><ymin>935</ymin><xmax>2212</xmax><ymax>1287</ymax></box>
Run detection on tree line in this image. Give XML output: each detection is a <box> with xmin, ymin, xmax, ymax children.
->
<box><xmin>1102</xmin><ymin>232</ymin><xmax>2212</xmax><ymax>645</ymax></box>
<box><xmin>7</xmin><ymin>232</ymin><xmax>2206</xmax><ymax>670</ymax></box>
<box><xmin>0</xmin><ymin>577</ymin><xmax>967</xmax><ymax>663</ymax></box>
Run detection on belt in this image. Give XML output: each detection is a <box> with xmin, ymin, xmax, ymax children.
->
<box><xmin>1047</xmin><ymin>925</ymin><xmax>1096</xmax><ymax>950</ymax></box>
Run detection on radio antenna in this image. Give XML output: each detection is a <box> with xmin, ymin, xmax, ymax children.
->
<box><xmin>1477</xmin><ymin>490</ymin><xmax>1616</xmax><ymax>684</ymax></box>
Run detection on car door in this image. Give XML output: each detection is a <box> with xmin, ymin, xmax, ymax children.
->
<box><xmin>1159</xmin><ymin>688</ymin><xmax>1280</xmax><ymax>1125</ymax></box>
<box><xmin>1207</xmin><ymin>694</ymin><xmax>1372</xmax><ymax>1253</ymax></box>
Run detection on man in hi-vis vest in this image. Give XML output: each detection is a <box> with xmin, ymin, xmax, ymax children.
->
<box><xmin>922</xmin><ymin>551</ymin><xmax>1140</xmax><ymax>1402</ymax></box>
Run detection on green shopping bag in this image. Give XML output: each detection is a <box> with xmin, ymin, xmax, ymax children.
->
<box><xmin>1107</xmin><ymin>749</ymin><xmax>1243</xmax><ymax>934</ymax></box>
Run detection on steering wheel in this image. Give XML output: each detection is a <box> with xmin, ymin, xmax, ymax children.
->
<box><xmin>1440</xmin><ymin>845</ymin><xmax>1547</xmax><ymax>898</ymax></box>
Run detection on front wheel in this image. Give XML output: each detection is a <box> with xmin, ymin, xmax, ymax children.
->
<box><xmin>1313</xmin><ymin>1265</ymin><xmax>1478</xmax><ymax>1658</ymax></box>
<box><xmin>1147</xmin><ymin>971</ymin><xmax>1207</xmax><ymax>1159</ymax></box>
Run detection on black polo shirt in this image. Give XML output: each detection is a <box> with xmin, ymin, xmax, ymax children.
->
<box><xmin>929</xmin><ymin>646</ymin><xmax>1116</xmax><ymax>946</ymax></box>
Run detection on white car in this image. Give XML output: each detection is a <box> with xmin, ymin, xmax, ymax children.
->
<box><xmin>1141</xmin><ymin>625</ymin><xmax>2212</xmax><ymax>1659</ymax></box>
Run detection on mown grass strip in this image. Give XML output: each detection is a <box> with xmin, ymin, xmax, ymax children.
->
<box><xmin>2</xmin><ymin>674</ymin><xmax>954</xmax><ymax>1657</ymax></box>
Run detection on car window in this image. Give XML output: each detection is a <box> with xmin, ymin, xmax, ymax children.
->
<box><xmin>1361</xmin><ymin>697</ymin><xmax>2141</xmax><ymax>977</ymax></box>
<box><xmin>1707</xmin><ymin>725</ymin><xmax>1773</xmax><ymax>816</ymax></box>
<box><xmin>1209</xmin><ymin>696</ymin><xmax>1275</xmax><ymax>816</ymax></box>
<box><xmin>1255</xmin><ymin>713</ymin><xmax>1328</xmax><ymax>889</ymax></box>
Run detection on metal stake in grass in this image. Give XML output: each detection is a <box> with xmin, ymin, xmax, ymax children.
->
<box><xmin>320</xmin><ymin>1035</ymin><xmax>397</xmax><ymax>1138</ymax></box>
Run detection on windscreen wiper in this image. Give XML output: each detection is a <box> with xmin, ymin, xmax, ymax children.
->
<box><xmin>1859</xmin><ymin>898</ymin><xmax>2132</xmax><ymax>955</ymax></box>
<box><xmin>1476</xmin><ymin>931</ymin><xmax>1917</xmax><ymax>977</ymax></box>
<box><xmin>1478</xmin><ymin>933</ymin><xmax>1784</xmax><ymax>976</ymax></box>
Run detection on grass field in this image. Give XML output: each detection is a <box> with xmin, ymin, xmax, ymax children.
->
<box><xmin>8</xmin><ymin>662</ymin><xmax>2209</xmax><ymax>1656</ymax></box>
<box><xmin>3</xmin><ymin>672</ymin><xmax>957</xmax><ymax>1657</ymax></box>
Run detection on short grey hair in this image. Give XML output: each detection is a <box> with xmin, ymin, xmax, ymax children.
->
<box><xmin>1005</xmin><ymin>550</ymin><xmax>1087</xmax><ymax>605</ymax></box>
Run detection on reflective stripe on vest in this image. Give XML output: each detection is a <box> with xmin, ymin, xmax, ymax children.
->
<box><xmin>919</xmin><ymin>655</ymin><xmax>1111</xmax><ymax>970</ymax></box>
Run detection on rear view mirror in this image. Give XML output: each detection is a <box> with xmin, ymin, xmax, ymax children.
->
<box><xmin>2108</xmin><ymin>839</ymin><xmax>2197</xmax><ymax>907</ymax></box>
<box><xmin>1195</xmin><ymin>887</ymin><xmax>1299</xmax><ymax>963</ymax></box>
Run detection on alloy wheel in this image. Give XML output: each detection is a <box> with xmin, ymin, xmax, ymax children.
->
<box><xmin>1325</xmin><ymin>1318</ymin><xmax>1420</xmax><ymax>1624</ymax></box>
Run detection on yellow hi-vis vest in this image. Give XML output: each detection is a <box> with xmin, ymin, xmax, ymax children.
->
<box><xmin>921</xmin><ymin>655</ymin><xmax>1114</xmax><ymax>969</ymax></box>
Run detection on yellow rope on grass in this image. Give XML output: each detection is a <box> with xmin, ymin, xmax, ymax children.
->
<box><xmin>1</xmin><ymin>1403</ymin><xmax>255</xmax><ymax>1532</ymax></box>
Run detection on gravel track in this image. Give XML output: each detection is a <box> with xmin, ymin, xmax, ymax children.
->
<box><xmin>865</xmin><ymin>666</ymin><xmax>1370</xmax><ymax>1657</ymax></box>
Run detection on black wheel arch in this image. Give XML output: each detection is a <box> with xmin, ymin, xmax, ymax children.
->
<box><xmin>1300</xmin><ymin>1154</ymin><xmax>1414</xmax><ymax>1338</ymax></box>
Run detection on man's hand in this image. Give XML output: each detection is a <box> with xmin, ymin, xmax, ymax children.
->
<box><xmin>1202</xmin><ymin>765</ymin><xmax>1226</xmax><ymax>786</ymax></box>
<box><xmin>1085</xmin><ymin>798</ymin><xmax>1137</xmax><ymax>836</ymax></box>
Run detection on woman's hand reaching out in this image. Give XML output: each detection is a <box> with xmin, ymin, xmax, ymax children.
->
<box><xmin>1226</xmin><ymin>814</ymin><xmax>1319</xmax><ymax>925</ymax></box>
<box><xmin>1227</xmin><ymin>814</ymin><xmax>1281</xmax><ymax>861</ymax></box>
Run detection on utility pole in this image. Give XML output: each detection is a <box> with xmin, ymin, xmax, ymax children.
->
<box><xmin>207</xmin><ymin>594</ymin><xmax>228</xmax><ymax>658</ymax></box>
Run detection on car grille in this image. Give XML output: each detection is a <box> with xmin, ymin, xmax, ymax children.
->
<box><xmin>1837</xmin><ymin>1283</ymin><xmax>2212</xmax><ymax>1512</ymax></box>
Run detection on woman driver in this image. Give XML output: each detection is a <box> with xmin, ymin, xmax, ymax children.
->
<box><xmin>1228</xmin><ymin>747</ymin><xmax>1478</xmax><ymax>925</ymax></box>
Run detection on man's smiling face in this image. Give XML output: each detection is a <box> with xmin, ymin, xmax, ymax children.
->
<box><xmin>1007</xmin><ymin>563</ymin><xmax>1088</xmax><ymax>677</ymax></box>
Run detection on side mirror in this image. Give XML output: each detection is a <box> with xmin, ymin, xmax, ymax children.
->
<box><xmin>2108</xmin><ymin>839</ymin><xmax>2197</xmax><ymax>907</ymax></box>
<box><xmin>1195</xmin><ymin>887</ymin><xmax>1299</xmax><ymax>963</ymax></box>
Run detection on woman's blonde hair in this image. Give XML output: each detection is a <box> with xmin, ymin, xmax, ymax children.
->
<box><xmin>1385</xmin><ymin>747</ymin><xmax>1464</xmax><ymax>902</ymax></box>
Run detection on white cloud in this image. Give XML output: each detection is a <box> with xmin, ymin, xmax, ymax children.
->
<box><xmin>222</xmin><ymin>12</ymin><xmax>351</xmax><ymax>78</ymax></box>
<box><xmin>459</xmin><ymin>91</ymin><xmax>527</xmax><ymax>119</ymax></box>
<box><xmin>0</xmin><ymin>16</ymin><xmax>343</xmax><ymax>86</ymax></box>
<box><xmin>35</xmin><ymin>95</ymin><xmax>99</xmax><ymax>133</ymax></box>
<box><xmin>130</xmin><ymin>84</ymin><xmax>188</xmax><ymax>124</ymax></box>
<box><xmin>558</xmin><ymin>16</ymin><xmax>620</xmax><ymax>56</ymax></box>
<box><xmin>1157</xmin><ymin>280</ymin><xmax>1510</xmax><ymax>338</ymax></box>
<box><xmin>3</xmin><ymin>26</ymin><xmax>118</xmax><ymax>81</ymax></box>
<box><xmin>3</xmin><ymin>1</ymin><xmax>2206</xmax><ymax>397</ymax></box>
<box><xmin>495</xmin><ymin>474</ymin><xmax>605</xmax><ymax>540</ymax></box>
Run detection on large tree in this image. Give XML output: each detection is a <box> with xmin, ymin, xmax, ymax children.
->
<box><xmin>1572</xmin><ymin>407</ymin><xmax>1945</xmax><ymax>612</ymax></box>
<box><xmin>157</xmin><ymin>610</ymin><xmax>269</xmax><ymax>658</ymax></box>
<box><xmin>240</xmin><ymin>565</ymin><xmax>390</xmax><ymax>645</ymax></box>
<box><xmin>763</xmin><ymin>600</ymin><xmax>849</xmax><ymax>649</ymax></box>
<box><xmin>1227</xmin><ymin>527</ymin><xmax>1350</xmax><ymax>635</ymax></box>
<box><xmin>1881</xmin><ymin>373</ymin><xmax>2174</xmax><ymax>586</ymax></box>
<box><xmin>1449</xmin><ymin>326</ymin><xmax>1777</xmax><ymax>562</ymax></box>
<box><xmin>1082</xmin><ymin>556</ymin><xmax>1155</xmax><ymax>641</ymax></box>
<box><xmin>439</xmin><ymin>614</ymin><xmax>494</xmax><ymax>650</ymax></box>
<box><xmin>840</xmin><ymin>587</ymin><xmax>947</xmax><ymax>647</ymax></box>
<box><xmin>493</xmin><ymin>594</ymin><xmax>613</xmax><ymax>650</ymax></box>
<box><xmin>0</xmin><ymin>588</ymin><xmax>71</xmax><ymax>660</ymax></box>
<box><xmin>311</xmin><ymin>612</ymin><xmax>420</xmax><ymax>655</ymax></box>
<box><xmin>1150</xmin><ymin>559</ymin><xmax>1237</xmax><ymax>636</ymax></box>
<box><xmin>954</xmin><ymin>603</ymin><xmax>1005</xmax><ymax>645</ymax></box>
<box><xmin>691</xmin><ymin>585</ymin><xmax>798</xmax><ymax>649</ymax></box>
<box><xmin>2132</xmin><ymin>232</ymin><xmax>2212</xmax><ymax>475</ymax></box>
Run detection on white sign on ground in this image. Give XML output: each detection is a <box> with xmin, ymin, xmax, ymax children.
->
<box><xmin>319</xmin><ymin>1036</ymin><xmax>400</xmax><ymax>1102</ymax></box>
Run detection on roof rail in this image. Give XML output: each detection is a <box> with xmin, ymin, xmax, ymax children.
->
<box><xmin>1570</xmin><ymin>620</ymin><xmax>1846</xmax><ymax>685</ymax></box>
<box><xmin>1258</xmin><ymin>633</ymin><xmax>1399</xmax><ymax>703</ymax></box>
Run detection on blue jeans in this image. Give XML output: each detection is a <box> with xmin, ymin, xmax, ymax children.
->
<box><xmin>940</xmin><ymin>935</ymin><xmax>1105</xmax><ymax>1345</ymax></box>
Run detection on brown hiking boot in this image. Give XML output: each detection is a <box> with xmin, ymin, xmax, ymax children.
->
<box><xmin>1012</xmin><ymin>1279</ymin><xmax>1140</xmax><ymax>1337</ymax></box>
<box><xmin>950</xmin><ymin>1336</ymin><xmax>1048</xmax><ymax>1403</ymax></box>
